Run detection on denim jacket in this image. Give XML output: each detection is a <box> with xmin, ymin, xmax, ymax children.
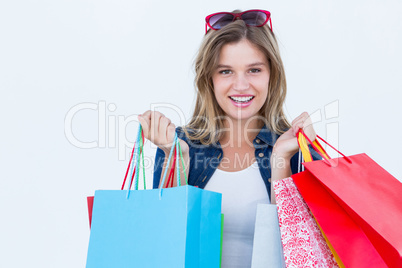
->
<box><xmin>153</xmin><ymin>124</ymin><xmax>320</xmax><ymax>199</ymax></box>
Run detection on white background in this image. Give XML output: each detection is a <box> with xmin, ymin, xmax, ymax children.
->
<box><xmin>1</xmin><ymin>0</ymin><xmax>401</xmax><ymax>267</ymax></box>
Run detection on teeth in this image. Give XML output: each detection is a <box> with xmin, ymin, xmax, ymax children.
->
<box><xmin>230</xmin><ymin>96</ymin><xmax>254</xmax><ymax>103</ymax></box>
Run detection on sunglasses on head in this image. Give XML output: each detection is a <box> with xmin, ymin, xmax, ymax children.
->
<box><xmin>205</xmin><ymin>9</ymin><xmax>272</xmax><ymax>34</ymax></box>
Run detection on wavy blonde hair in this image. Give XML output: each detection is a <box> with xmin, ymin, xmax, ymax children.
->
<box><xmin>184</xmin><ymin>15</ymin><xmax>290</xmax><ymax>145</ymax></box>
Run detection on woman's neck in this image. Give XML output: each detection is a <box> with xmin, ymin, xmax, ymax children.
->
<box><xmin>219</xmin><ymin>118</ymin><xmax>263</xmax><ymax>149</ymax></box>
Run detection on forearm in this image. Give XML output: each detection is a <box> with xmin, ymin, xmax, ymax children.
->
<box><xmin>270</xmin><ymin>153</ymin><xmax>292</xmax><ymax>204</ymax></box>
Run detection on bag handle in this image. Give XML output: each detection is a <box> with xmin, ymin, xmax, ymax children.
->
<box><xmin>123</xmin><ymin>124</ymin><xmax>147</xmax><ymax>198</ymax></box>
<box><xmin>132</xmin><ymin>127</ymin><xmax>147</xmax><ymax>191</ymax></box>
<box><xmin>158</xmin><ymin>133</ymin><xmax>188</xmax><ymax>199</ymax></box>
<box><xmin>297</xmin><ymin>130</ymin><xmax>330</xmax><ymax>163</ymax></box>
<box><xmin>297</xmin><ymin>130</ymin><xmax>352</xmax><ymax>166</ymax></box>
<box><xmin>177</xmin><ymin>140</ymin><xmax>188</xmax><ymax>185</ymax></box>
<box><xmin>121</xmin><ymin>125</ymin><xmax>145</xmax><ymax>190</ymax></box>
<box><xmin>121</xmin><ymin>140</ymin><xmax>136</xmax><ymax>190</ymax></box>
<box><xmin>122</xmin><ymin>124</ymin><xmax>188</xmax><ymax>198</ymax></box>
<box><xmin>165</xmin><ymin>146</ymin><xmax>177</xmax><ymax>188</ymax></box>
<box><xmin>162</xmin><ymin>138</ymin><xmax>189</xmax><ymax>188</ymax></box>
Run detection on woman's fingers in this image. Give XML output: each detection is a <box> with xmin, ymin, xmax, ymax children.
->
<box><xmin>290</xmin><ymin>112</ymin><xmax>316</xmax><ymax>142</ymax></box>
<box><xmin>138</xmin><ymin>110</ymin><xmax>176</xmax><ymax>152</ymax></box>
<box><xmin>150</xmin><ymin>111</ymin><xmax>159</xmax><ymax>143</ymax></box>
<box><xmin>274</xmin><ymin>112</ymin><xmax>317</xmax><ymax>159</ymax></box>
<box><xmin>291</xmin><ymin>112</ymin><xmax>307</xmax><ymax>135</ymax></box>
<box><xmin>291</xmin><ymin>112</ymin><xmax>306</xmax><ymax>126</ymax></box>
<box><xmin>159</xmin><ymin>116</ymin><xmax>173</xmax><ymax>146</ymax></box>
<box><xmin>138</xmin><ymin>110</ymin><xmax>151</xmax><ymax>139</ymax></box>
<box><xmin>166</xmin><ymin>123</ymin><xmax>176</xmax><ymax>148</ymax></box>
<box><xmin>290</xmin><ymin>113</ymin><xmax>304</xmax><ymax>135</ymax></box>
<box><xmin>158</xmin><ymin>116</ymin><xmax>170</xmax><ymax>138</ymax></box>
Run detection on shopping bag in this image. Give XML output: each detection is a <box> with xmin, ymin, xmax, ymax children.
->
<box><xmin>293</xmin><ymin>131</ymin><xmax>387</xmax><ymax>267</ymax></box>
<box><xmin>294</xmin><ymin>131</ymin><xmax>402</xmax><ymax>268</ymax></box>
<box><xmin>292</xmin><ymin>170</ymin><xmax>387</xmax><ymax>267</ymax></box>
<box><xmin>86</xmin><ymin>125</ymin><xmax>223</xmax><ymax>268</ymax></box>
<box><xmin>251</xmin><ymin>204</ymin><xmax>285</xmax><ymax>268</ymax></box>
<box><xmin>274</xmin><ymin>177</ymin><xmax>339</xmax><ymax>268</ymax></box>
<box><xmin>87</xmin><ymin>129</ymin><xmax>176</xmax><ymax>229</ymax></box>
<box><xmin>220</xmin><ymin>214</ymin><xmax>224</xmax><ymax>268</ymax></box>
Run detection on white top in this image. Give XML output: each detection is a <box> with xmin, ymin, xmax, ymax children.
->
<box><xmin>204</xmin><ymin>161</ymin><xmax>270</xmax><ymax>268</ymax></box>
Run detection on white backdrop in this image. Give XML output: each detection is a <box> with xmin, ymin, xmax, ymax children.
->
<box><xmin>1</xmin><ymin>0</ymin><xmax>401</xmax><ymax>267</ymax></box>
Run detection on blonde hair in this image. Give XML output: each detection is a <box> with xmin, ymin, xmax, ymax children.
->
<box><xmin>184</xmin><ymin>17</ymin><xmax>290</xmax><ymax>145</ymax></box>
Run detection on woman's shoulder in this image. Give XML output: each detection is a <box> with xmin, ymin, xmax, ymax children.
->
<box><xmin>176</xmin><ymin>126</ymin><xmax>221</xmax><ymax>152</ymax></box>
<box><xmin>255</xmin><ymin>124</ymin><xmax>282</xmax><ymax>146</ymax></box>
<box><xmin>175</xmin><ymin>126</ymin><xmax>203</xmax><ymax>145</ymax></box>
<box><xmin>176</xmin><ymin>126</ymin><xmax>194</xmax><ymax>141</ymax></box>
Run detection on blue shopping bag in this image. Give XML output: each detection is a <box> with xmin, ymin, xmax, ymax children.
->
<box><xmin>86</xmin><ymin>126</ymin><xmax>222</xmax><ymax>268</ymax></box>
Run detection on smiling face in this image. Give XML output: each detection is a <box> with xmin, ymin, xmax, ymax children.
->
<box><xmin>212</xmin><ymin>39</ymin><xmax>270</xmax><ymax>124</ymax></box>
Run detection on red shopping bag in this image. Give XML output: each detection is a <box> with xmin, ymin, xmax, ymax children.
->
<box><xmin>294</xmin><ymin>131</ymin><xmax>402</xmax><ymax>268</ymax></box>
<box><xmin>292</xmin><ymin>171</ymin><xmax>387</xmax><ymax>267</ymax></box>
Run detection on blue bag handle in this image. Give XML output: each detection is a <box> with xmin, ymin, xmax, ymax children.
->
<box><xmin>158</xmin><ymin>133</ymin><xmax>188</xmax><ymax>199</ymax></box>
<box><xmin>159</xmin><ymin>133</ymin><xmax>177</xmax><ymax>199</ymax></box>
<box><xmin>125</xmin><ymin>125</ymin><xmax>188</xmax><ymax>199</ymax></box>
<box><xmin>125</xmin><ymin>124</ymin><xmax>144</xmax><ymax>198</ymax></box>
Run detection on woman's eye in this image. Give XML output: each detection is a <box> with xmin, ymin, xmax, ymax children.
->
<box><xmin>249</xmin><ymin>68</ymin><xmax>261</xmax><ymax>73</ymax></box>
<box><xmin>219</xmin><ymin>70</ymin><xmax>232</xmax><ymax>75</ymax></box>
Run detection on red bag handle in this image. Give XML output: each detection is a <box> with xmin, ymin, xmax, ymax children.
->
<box><xmin>298</xmin><ymin>130</ymin><xmax>352</xmax><ymax>166</ymax></box>
<box><xmin>165</xmin><ymin>146</ymin><xmax>177</xmax><ymax>188</ymax></box>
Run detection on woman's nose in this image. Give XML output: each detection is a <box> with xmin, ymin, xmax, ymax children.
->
<box><xmin>233</xmin><ymin>74</ymin><xmax>249</xmax><ymax>90</ymax></box>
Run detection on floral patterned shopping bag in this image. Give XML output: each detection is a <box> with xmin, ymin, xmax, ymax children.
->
<box><xmin>274</xmin><ymin>177</ymin><xmax>339</xmax><ymax>268</ymax></box>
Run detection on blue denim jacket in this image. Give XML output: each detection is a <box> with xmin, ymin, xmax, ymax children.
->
<box><xmin>153</xmin><ymin>124</ymin><xmax>320</xmax><ymax>199</ymax></box>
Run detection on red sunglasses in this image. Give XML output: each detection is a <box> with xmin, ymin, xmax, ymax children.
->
<box><xmin>205</xmin><ymin>9</ymin><xmax>272</xmax><ymax>34</ymax></box>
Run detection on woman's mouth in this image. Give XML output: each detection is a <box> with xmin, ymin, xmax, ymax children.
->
<box><xmin>229</xmin><ymin>96</ymin><xmax>255</xmax><ymax>103</ymax></box>
<box><xmin>229</xmin><ymin>95</ymin><xmax>255</xmax><ymax>107</ymax></box>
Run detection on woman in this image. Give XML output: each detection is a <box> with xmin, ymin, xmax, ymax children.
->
<box><xmin>138</xmin><ymin>9</ymin><xmax>319</xmax><ymax>267</ymax></box>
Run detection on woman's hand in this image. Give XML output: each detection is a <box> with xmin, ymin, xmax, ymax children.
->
<box><xmin>138</xmin><ymin>110</ymin><xmax>189</xmax><ymax>155</ymax></box>
<box><xmin>272</xmin><ymin>112</ymin><xmax>316</xmax><ymax>161</ymax></box>
<box><xmin>270</xmin><ymin>112</ymin><xmax>316</xmax><ymax>204</ymax></box>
